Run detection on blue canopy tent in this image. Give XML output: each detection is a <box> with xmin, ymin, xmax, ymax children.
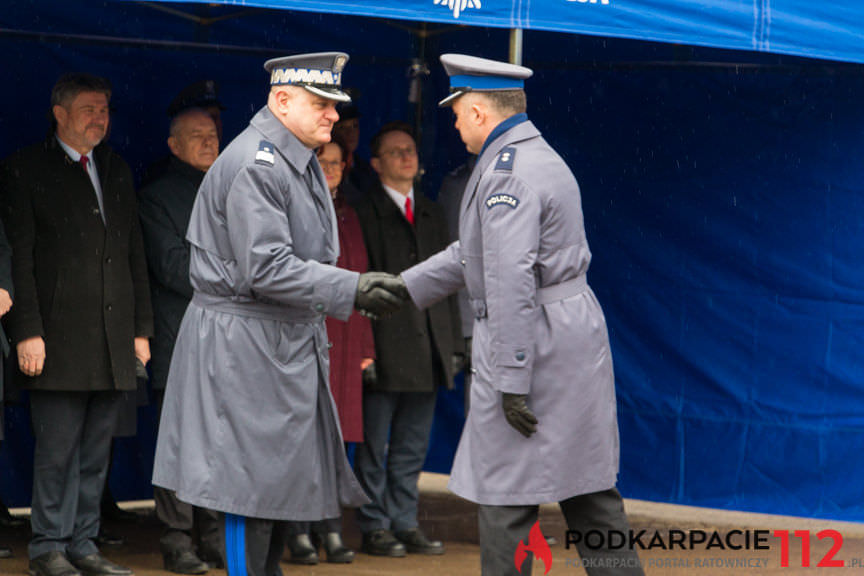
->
<box><xmin>2</xmin><ymin>0</ymin><xmax>864</xmax><ymax>522</ymax></box>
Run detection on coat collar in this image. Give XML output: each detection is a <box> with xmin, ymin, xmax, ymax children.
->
<box><xmin>479</xmin><ymin>113</ymin><xmax>529</xmax><ymax>156</ymax></box>
<box><xmin>460</xmin><ymin>120</ymin><xmax>540</xmax><ymax>216</ymax></box>
<box><xmin>168</xmin><ymin>155</ymin><xmax>207</xmax><ymax>186</ymax></box>
<box><xmin>249</xmin><ymin>105</ymin><xmax>316</xmax><ymax>174</ymax></box>
<box><xmin>44</xmin><ymin>133</ymin><xmax>114</xmax><ymax>176</ymax></box>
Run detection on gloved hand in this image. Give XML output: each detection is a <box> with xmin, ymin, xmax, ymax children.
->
<box><xmin>135</xmin><ymin>358</ymin><xmax>149</xmax><ymax>385</ymax></box>
<box><xmin>355</xmin><ymin>272</ymin><xmax>409</xmax><ymax>319</ymax></box>
<box><xmin>502</xmin><ymin>393</ymin><xmax>538</xmax><ymax>438</ymax></box>
<box><xmin>362</xmin><ymin>361</ymin><xmax>377</xmax><ymax>387</ymax></box>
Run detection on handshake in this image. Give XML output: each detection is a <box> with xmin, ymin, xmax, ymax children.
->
<box><xmin>354</xmin><ymin>272</ymin><xmax>410</xmax><ymax>319</ymax></box>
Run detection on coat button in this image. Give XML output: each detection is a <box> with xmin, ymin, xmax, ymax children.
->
<box><xmin>105</xmin><ymin>257</ymin><xmax>112</xmax><ymax>264</ymax></box>
<box><xmin>106</xmin><ymin>304</ymin><xmax>112</xmax><ymax>312</ymax></box>
<box><xmin>515</xmin><ymin>352</ymin><xmax>525</xmax><ymax>361</ymax></box>
<box><xmin>471</xmin><ymin>368</ymin><xmax>478</xmax><ymax>375</ymax></box>
<box><xmin>327</xmin><ymin>342</ymin><xmax>334</xmax><ymax>349</ymax></box>
<box><xmin>460</xmin><ymin>259</ymin><xmax>466</xmax><ymax>266</ymax></box>
<box><xmin>314</xmin><ymin>303</ymin><xmax>324</xmax><ymax>312</ymax></box>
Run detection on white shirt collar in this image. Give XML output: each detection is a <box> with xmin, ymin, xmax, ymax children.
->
<box><xmin>382</xmin><ymin>183</ymin><xmax>414</xmax><ymax>216</ymax></box>
<box><xmin>56</xmin><ymin>135</ymin><xmax>87</xmax><ymax>163</ymax></box>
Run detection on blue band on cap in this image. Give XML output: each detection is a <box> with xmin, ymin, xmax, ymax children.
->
<box><xmin>449</xmin><ymin>75</ymin><xmax>524</xmax><ymax>91</ymax></box>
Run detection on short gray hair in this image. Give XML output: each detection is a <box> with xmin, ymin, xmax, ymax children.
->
<box><xmin>481</xmin><ymin>89</ymin><xmax>527</xmax><ymax>116</ymax></box>
<box><xmin>51</xmin><ymin>73</ymin><xmax>112</xmax><ymax>108</ymax></box>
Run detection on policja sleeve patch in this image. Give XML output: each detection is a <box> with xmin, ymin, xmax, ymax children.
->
<box><xmin>255</xmin><ymin>140</ymin><xmax>275</xmax><ymax>166</ymax></box>
<box><xmin>486</xmin><ymin>193</ymin><xmax>520</xmax><ymax>210</ymax></box>
<box><xmin>494</xmin><ymin>147</ymin><xmax>516</xmax><ymax>172</ymax></box>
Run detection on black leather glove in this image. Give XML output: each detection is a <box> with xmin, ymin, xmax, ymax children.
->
<box><xmin>355</xmin><ymin>272</ymin><xmax>408</xmax><ymax>318</ymax></box>
<box><xmin>362</xmin><ymin>362</ymin><xmax>377</xmax><ymax>387</ymax></box>
<box><xmin>135</xmin><ymin>358</ymin><xmax>149</xmax><ymax>384</ymax></box>
<box><xmin>502</xmin><ymin>393</ymin><xmax>538</xmax><ymax>438</ymax></box>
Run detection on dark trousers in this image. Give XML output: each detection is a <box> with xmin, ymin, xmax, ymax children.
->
<box><xmin>479</xmin><ymin>488</ymin><xmax>644</xmax><ymax>576</ymax></box>
<box><xmin>155</xmin><ymin>486</ymin><xmax>221</xmax><ymax>555</ymax></box>
<box><xmin>222</xmin><ymin>514</ymin><xmax>290</xmax><ymax>576</ymax></box>
<box><xmin>354</xmin><ymin>390</ymin><xmax>437</xmax><ymax>533</ymax></box>
<box><xmin>29</xmin><ymin>390</ymin><xmax>121</xmax><ymax>560</ymax></box>
<box><xmin>286</xmin><ymin>517</ymin><xmax>341</xmax><ymax>536</ymax></box>
<box><xmin>153</xmin><ymin>389</ymin><xmax>221</xmax><ymax>556</ymax></box>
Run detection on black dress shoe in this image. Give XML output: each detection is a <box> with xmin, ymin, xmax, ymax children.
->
<box><xmin>28</xmin><ymin>551</ymin><xmax>81</xmax><ymax>576</ymax></box>
<box><xmin>395</xmin><ymin>528</ymin><xmax>445</xmax><ymax>555</ymax></box>
<box><xmin>94</xmin><ymin>530</ymin><xmax>125</xmax><ymax>547</ymax></box>
<box><xmin>69</xmin><ymin>553</ymin><xmax>132</xmax><ymax>576</ymax></box>
<box><xmin>287</xmin><ymin>533</ymin><xmax>318</xmax><ymax>565</ymax></box>
<box><xmin>361</xmin><ymin>529</ymin><xmax>406</xmax><ymax>557</ymax></box>
<box><xmin>163</xmin><ymin>549</ymin><xmax>209</xmax><ymax>575</ymax></box>
<box><xmin>319</xmin><ymin>532</ymin><xmax>354</xmax><ymax>564</ymax></box>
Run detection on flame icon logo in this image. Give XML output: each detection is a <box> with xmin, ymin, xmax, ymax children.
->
<box><xmin>514</xmin><ymin>521</ymin><xmax>552</xmax><ymax>574</ymax></box>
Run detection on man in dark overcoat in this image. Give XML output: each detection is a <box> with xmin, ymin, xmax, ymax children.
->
<box><xmin>138</xmin><ymin>107</ymin><xmax>221</xmax><ymax>575</ymax></box>
<box><xmin>354</xmin><ymin>122</ymin><xmax>462</xmax><ymax>557</ymax></box>
<box><xmin>0</xmin><ymin>73</ymin><xmax>153</xmax><ymax>576</ymax></box>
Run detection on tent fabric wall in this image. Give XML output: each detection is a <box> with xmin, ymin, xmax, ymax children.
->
<box><xmin>125</xmin><ymin>0</ymin><xmax>864</xmax><ymax>65</ymax></box>
<box><xmin>3</xmin><ymin>0</ymin><xmax>864</xmax><ymax>524</ymax></box>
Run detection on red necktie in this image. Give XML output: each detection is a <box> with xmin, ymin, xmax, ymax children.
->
<box><xmin>79</xmin><ymin>155</ymin><xmax>89</xmax><ymax>173</ymax></box>
<box><xmin>405</xmin><ymin>196</ymin><xmax>414</xmax><ymax>226</ymax></box>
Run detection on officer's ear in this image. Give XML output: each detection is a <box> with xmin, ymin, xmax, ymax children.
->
<box><xmin>472</xmin><ymin>102</ymin><xmax>484</xmax><ymax>123</ymax></box>
<box><xmin>270</xmin><ymin>86</ymin><xmax>293</xmax><ymax>115</ymax></box>
<box><xmin>465</xmin><ymin>94</ymin><xmax>487</xmax><ymax>127</ymax></box>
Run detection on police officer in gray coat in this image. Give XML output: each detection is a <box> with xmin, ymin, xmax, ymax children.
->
<box><xmin>399</xmin><ymin>55</ymin><xmax>644</xmax><ymax>575</ymax></box>
<box><xmin>152</xmin><ymin>52</ymin><xmax>407</xmax><ymax>576</ymax></box>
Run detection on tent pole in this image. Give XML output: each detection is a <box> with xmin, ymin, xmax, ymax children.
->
<box><xmin>509</xmin><ymin>28</ymin><xmax>523</xmax><ymax>65</ymax></box>
<box><xmin>410</xmin><ymin>24</ymin><xmax>430</xmax><ymax>186</ymax></box>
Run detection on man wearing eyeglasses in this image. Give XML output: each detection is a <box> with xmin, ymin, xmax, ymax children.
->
<box><xmin>353</xmin><ymin>122</ymin><xmax>463</xmax><ymax>558</ymax></box>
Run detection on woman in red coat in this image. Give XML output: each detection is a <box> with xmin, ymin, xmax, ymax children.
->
<box><xmin>321</xmin><ymin>139</ymin><xmax>375</xmax><ymax>445</ymax></box>
<box><xmin>286</xmin><ymin>137</ymin><xmax>375</xmax><ymax>565</ymax></box>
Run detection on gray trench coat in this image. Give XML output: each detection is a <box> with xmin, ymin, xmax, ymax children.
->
<box><xmin>152</xmin><ymin>106</ymin><xmax>368</xmax><ymax>521</ymax></box>
<box><xmin>402</xmin><ymin>119</ymin><xmax>620</xmax><ymax>506</ymax></box>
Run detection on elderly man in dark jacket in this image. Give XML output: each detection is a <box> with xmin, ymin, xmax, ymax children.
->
<box><xmin>0</xmin><ymin>73</ymin><xmax>153</xmax><ymax>576</ymax></box>
<box><xmin>138</xmin><ymin>107</ymin><xmax>221</xmax><ymax>575</ymax></box>
<box><xmin>354</xmin><ymin>122</ymin><xmax>462</xmax><ymax>557</ymax></box>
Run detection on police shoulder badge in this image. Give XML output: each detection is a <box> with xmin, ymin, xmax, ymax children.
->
<box><xmin>494</xmin><ymin>146</ymin><xmax>516</xmax><ymax>172</ymax></box>
<box><xmin>486</xmin><ymin>193</ymin><xmax>519</xmax><ymax>210</ymax></box>
<box><xmin>255</xmin><ymin>140</ymin><xmax>275</xmax><ymax>166</ymax></box>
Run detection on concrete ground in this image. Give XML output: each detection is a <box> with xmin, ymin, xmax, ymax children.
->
<box><xmin>2</xmin><ymin>473</ymin><xmax>864</xmax><ymax>575</ymax></box>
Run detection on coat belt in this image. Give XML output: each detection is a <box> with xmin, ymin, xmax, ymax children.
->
<box><xmin>192</xmin><ymin>292</ymin><xmax>322</xmax><ymax>323</ymax></box>
<box><xmin>468</xmin><ymin>275</ymin><xmax>588</xmax><ymax>319</ymax></box>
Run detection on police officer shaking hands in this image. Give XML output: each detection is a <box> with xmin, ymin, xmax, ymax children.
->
<box><xmin>398</xmin><ymin>54</ymin><xmax>645</xmax><ymax>576</ymax></box>
<box><xmin>152</xmin><ymin>52</ymin><xmax>407</xmax><ymax>576</ymax></box>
